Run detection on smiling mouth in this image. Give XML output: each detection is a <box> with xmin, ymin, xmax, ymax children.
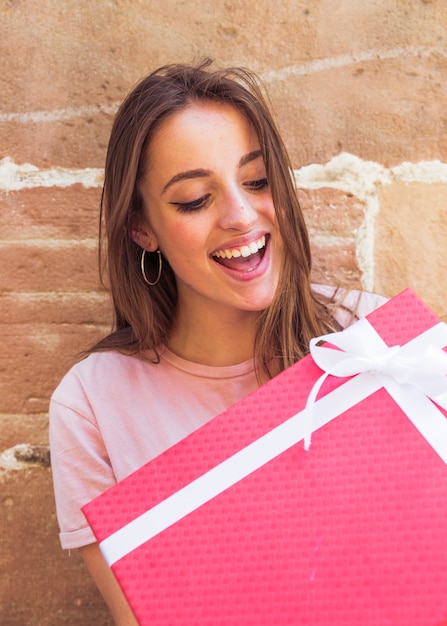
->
<box><xmin>211</xmin><ymin>235</ymin><xmax>267</xmax><ymax>271</ymax></box>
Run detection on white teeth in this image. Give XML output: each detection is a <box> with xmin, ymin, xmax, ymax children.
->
<box><xmin>212</xmin><ymin>235</ymin><xmax>266</xmax><ymax>259</ymax></box>
<box><xmin>249</xmin><ymin>241</ymin><xmax>259</xmax><ymax>254</ymax></box>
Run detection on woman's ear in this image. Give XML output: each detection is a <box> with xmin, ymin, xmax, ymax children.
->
<box><xmin>130</xmin><ymin>215</ymin><xmax>159</xmax><ymax>252</ymax></box>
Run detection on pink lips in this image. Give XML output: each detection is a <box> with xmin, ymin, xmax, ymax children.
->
<box><xmin>211</xmin><ymin>234</ymin><xmax>271</xmax><ymax>281</ymax></box>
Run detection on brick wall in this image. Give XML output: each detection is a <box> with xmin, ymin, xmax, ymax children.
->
<box><xmin>1</xmin><ymin>1</ymin><xmax>446</xmax><ymax>623</ymax></box>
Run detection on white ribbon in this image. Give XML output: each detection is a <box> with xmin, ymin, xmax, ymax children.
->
<box><xmin>99</xmin><ymin>318</ymin><xmax>447</xmax><ymax>567</ymax></box>
<box><xmin>304</xmin><ymin>318</ymin><xmax>447</xmax><ymax>453</ymax></box>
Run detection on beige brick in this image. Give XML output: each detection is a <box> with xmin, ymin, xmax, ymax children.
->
<box><xmin>0</xmin><ymin>291</ymin><xmax>111</xmax><ymax>325</ymax></box>
<box><xmin>0</xmin><ymin>241</ymin><xmax>100</xmax><ymax>291</ymax></box>
<box><xmin>0</xmin><ymin>414</ymin><xmax>49</xmax><ymax>450</ymax></box>
<box><xmin>298</xmin><ymin>188</ymin><xmax>364</xmax><ymax>288</ymax></box>
<box><xmin>0</xmin><ymin>186</ymin><xmax>102</xmax><ymax>240</ymax></box>
<box><xmin>299</xmin><ymin>188</ymin><xmax>365</xmax><ymax>237</ymax></box>
<box><xmin>0</xmin><ymin>115</ymin><xmax>113</xmax><ymax>169</ymax></box>
<box><xmin>0</xmin><ymin>467</ymin><xmax>111</xmax><ymax>625</ymax></box>
<box><xmin>0</xmin><ymin>324</ymin><xmax>108</xmax><ymax>414</ymax></box>
<box><xmin>374</xmin><ymin>181</ymin><xmax>447</xmax><ymax>320</ymax></box>
<box><xmin>274</xmin><ymin>53</ymin><xmax>447</xmax><ymax>168</ymax></box>
<box><xmin>311</xmin><ymin>243</ymin><xmax>362</xmax><ymax>288</ymax></box>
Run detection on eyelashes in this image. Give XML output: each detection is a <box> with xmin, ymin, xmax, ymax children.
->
<box><xmin>246</xmin><ymin>178</ymin><xmax>269</xmax><ymax>192</ymax></box>
<box><xmin>171</xmin><ymin>194</ymin><xmax>212</xmax><ymax>213</ymax></box>
<box><xmin>170</xmin><ymin>178</ymin><xmax>269</xmax><ymax>213</ymax></box>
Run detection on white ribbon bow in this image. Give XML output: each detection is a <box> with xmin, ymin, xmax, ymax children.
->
<box><xmin>305</xmin><ymin>317</ymin><xmax>447</xmax><ymax>453</ymax></box>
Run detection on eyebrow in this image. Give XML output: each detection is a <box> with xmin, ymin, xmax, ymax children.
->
<box><xmin>239</xmin><ymin>149</ymin><xmax>263</xmax><ymax>168</ymax></box>
<box><xmin>161</xmin><ymin>149</ymin><xmax>264</xmax><ymax>194</ymax></box>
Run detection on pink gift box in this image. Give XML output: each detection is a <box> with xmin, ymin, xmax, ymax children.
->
<box><xmin>83</xmin><ymin>288</ymin><xmax>447</xmax><ymax>626</ymax></box>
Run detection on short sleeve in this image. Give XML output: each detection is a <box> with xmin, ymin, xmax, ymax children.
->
<box><xmin>49</xmin><ymin>371</ymin><xmax>117</xmax><ymax>550</ymax></box>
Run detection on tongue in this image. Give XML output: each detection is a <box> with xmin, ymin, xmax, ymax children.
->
<box><xmin>215</xmin><ymin>251</ymin><xmax>262</xmax><ymax>272</ymax></box>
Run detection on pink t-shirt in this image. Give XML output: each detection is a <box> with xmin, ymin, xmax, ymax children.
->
<box><xmin>49</xmin><ymin>289</ymin><xmax>386</xmax><ymax>549</ymax></box>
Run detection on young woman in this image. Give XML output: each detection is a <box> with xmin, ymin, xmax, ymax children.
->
<box><xmin>49</xmin><ymin>60</ymin><xmax>385</xmax><ymax>624</ymax></box>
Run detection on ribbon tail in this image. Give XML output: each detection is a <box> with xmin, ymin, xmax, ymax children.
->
<box><xmin>304</xmin><ymin>371</ymin><xmax>331</xmax><ymax>450</ymax></box>
<box><xmin>383</xmin><ymin>377</ymin><xmax>447</xmax><ymax>463</ymax></box>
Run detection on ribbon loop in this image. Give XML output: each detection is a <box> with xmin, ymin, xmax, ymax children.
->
<box><xmin>305</xmin><ymin>318</ymin><xmax>447</xmax><ymax>450</ymax></box>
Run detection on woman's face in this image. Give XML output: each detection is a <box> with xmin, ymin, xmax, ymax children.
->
<box><xmin>134</xmin><ymin>101</ymin><xmax>283</xmax><ymax>324</ymax></box>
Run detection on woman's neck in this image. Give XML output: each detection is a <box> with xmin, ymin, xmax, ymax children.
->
<box><xmin>167</xmin><ymin>309</ymin><xmax>260</xmax><ymax>367</ymax></box>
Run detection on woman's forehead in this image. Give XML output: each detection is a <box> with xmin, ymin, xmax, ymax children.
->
<box><xmin>145</xmin><ymin>102</ymin><xmax>261</xmax><ymax>175</ymax></box>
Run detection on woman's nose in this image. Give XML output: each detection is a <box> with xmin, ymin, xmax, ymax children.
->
<box><xmin>218</xmin><ymin>189</ymin><xmax>257</xmax><ymax>230</ymax></box>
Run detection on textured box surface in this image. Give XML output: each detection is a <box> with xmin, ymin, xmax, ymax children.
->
<box><xmin>83</xmin><ymin>289</ymin><xmax>447</xmax><ymax>626</ymax></box>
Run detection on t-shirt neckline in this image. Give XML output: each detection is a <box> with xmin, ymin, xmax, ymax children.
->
<box><xmin>159</xmin><ymin>345</ymin><xmax>256</xmax><ymax>379</ymax></box>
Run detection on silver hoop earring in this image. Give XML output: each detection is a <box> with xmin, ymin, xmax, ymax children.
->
<box><xmin>141</xmin><ymin>249</ymin><xmax>162</xmax><ymax>286</ymax></box>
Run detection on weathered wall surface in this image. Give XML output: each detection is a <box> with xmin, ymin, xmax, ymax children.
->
<box><xmin>1</xmin><ymin>0</ymin><xmax>446</xmax><ymax>623</ymax></box>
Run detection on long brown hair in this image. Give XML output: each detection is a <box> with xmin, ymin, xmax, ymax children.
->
<box><xmin>89</xmin><ymin>59</ymin><xmax>343</xmax><ymax>378</ymax></box>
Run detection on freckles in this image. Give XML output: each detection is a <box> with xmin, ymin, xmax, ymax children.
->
<box><xmin>163</xmin><ymin>234</ymin><xmax>196</xmax><ymax>270</ymax></box>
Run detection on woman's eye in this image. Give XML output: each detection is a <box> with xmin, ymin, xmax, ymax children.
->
<box><xmin>245</xmin><ymin>178</ymin><xmax>269</xmax><ymax>191</ymax></box>
<box><xmin>171</xmin><ymin>194</ymin><xmax>211</xmax><ymax>213</ymax></box>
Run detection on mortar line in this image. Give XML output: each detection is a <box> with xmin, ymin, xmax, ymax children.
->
<box><xmin>3</xmin><ymin>154</ymin><xmax>447</xmax><ymax>191</ymax></box>
<box><xmin>261</xmin><ymin>45</ymin><xmax>447</xmax><ymax>82</ymax></box>
<box><xmin>0</xmin><ymin>290</ymin><xmax>108</xmax><ymax>298</ymax></box>
<box><xmin>0</xmin><ymin>238</ymin><xmax>98</xmax><ymax>248</ymax></box>
<box><xmin>0</xmin><ymin>102</ymin><xmax>118</xmax><ymax>124</ymax></box>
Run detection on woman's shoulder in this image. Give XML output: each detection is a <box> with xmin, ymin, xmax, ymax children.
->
<box><xmin>51</xmin><ymin>350</ymin><xmax>148</xmax><ymax>404</ymax></box>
